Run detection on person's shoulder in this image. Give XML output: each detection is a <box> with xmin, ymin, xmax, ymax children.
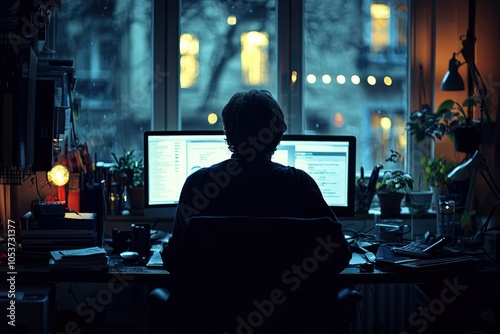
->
<box><xmin>271</xmin><ymin>161</ymin><xmax>309</xmax><ymax>176</ymax></box>
<box><xmin>270</xmin><ymin>161</ymin><xmax>317</xmax><ymax>183</ymax></box>
<box><xmin>186</xmin><ymin>159</ymin><xmax>236</xmax><ymax>178</ymax></box>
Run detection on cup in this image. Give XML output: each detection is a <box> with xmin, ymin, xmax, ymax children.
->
<box><xmin>132</xmin><ymin>224</ymin><xmax>151</xmax><ymax>258</ymax></box>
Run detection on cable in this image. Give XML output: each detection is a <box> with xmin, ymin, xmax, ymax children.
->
<box><xmin>32</xmin><ymin>172</ymin><xmax>47</xmax><ymax>202</ymax></box>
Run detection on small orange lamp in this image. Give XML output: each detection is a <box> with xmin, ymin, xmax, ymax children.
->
<box><xmin>46</xmin><ymin>164</ymin><xmax>70</xmax><ymax>203</ymax></box>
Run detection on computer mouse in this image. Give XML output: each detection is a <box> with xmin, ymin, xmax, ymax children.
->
<box><xmin>120</xmin><ymin>251</ymin><xmax>140</xmax><ymax>261</ymax></box>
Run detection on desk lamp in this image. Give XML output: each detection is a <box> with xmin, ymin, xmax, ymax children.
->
<box><xmin>441</xmin><ymin>53</ymin><xmax>465</xmax><ymax>91</ymax></box>
<box><xmin>47</xmin><ymin>164</ymin><xmax>70</xmax><ymax>187</ymax></box>
<box><xmin>46</xmin><ymin>164</ymin><xmax>70</xmax><ymax>203</ymax></box>
<box><xmin>447</xmin><ymin>150</ymin><xmax>500</xmax><ymax>232</ymax></box>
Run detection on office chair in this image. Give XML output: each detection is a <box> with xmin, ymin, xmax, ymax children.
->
<box><xmin>148</xmin><ymin>216</ymin><xmax>362</xmax><ymax>334</ymax></box>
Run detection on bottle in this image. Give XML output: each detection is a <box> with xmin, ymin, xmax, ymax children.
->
<box><xmin>437</xmin><ymin>197</ymin><xmax>456</xmax><ymax>241</ymax></box>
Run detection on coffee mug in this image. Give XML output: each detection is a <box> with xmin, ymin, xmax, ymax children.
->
<box><xmin>131</xmin><ymin>224</ymin><xmax>151</xmax><ymax>258</ymax></box>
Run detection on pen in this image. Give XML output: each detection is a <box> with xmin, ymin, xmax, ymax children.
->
<box><xmin>357</xmin><ymin>167</ymin><xmax>366</xmax><ymax>191</ymax></box>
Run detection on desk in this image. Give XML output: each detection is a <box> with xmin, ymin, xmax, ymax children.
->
<box><xmin>2</xmin><ymin>252</ymin><xmax>500</xmax><ymax>334</ymax></box>
<box><xmin>2</xmin><ymin>250</ymin><xmax>499</xmax><ymax>285</ymax></box>
<box><xmin>3</xmin><ymin>234</ymin><xmax>500</xmax><ymax>281</ymax></box>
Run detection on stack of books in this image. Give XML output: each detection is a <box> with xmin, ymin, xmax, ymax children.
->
<box><xmin>49</xmin><ymin>246</ymin><xmax>109</xmax><ymax>270</ymax></box>
<box><xmin>21</xmin><ymin>212</ymin><xmax>98</xmax><ymax>260</ymax></box>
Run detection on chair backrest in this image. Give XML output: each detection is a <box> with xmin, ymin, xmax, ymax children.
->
<box><xmin>166</xmin><ymin>216</ymin><xmax>350</xmax><ymax>333</ymax></box>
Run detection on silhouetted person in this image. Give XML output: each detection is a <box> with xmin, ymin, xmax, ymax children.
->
<box><xmin>163</xmin><ymin>89</ymin><xmax>351</xmax><ymax>272</ymax></box>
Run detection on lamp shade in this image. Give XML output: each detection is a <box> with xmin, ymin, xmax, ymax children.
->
<box><xmin>441</xmin><ymin>54</ymin><xmax>465</xmax><ymax>91</ymax></box>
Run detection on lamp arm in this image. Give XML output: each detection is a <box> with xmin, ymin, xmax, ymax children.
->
<box><xmin>460</xmin><ymin>34</ymin><xmax>491</xmax><ymax>124</ymax></box>
<box><xmin>481</xmin><ymin>200</ymin><xmax>500</xmax><ymax>233</ymax></box>
<box><xmin>467</xmin><ymin>61</ymin><xmax>491</xmax><ymax>123</ymax></box>
<box><xmin>479</xmin><ymin>168</ymin><xmax>500</xmax><ymax>201</ymax></box>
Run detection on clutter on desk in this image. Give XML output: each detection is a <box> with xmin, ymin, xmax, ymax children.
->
<box><xmin>375</xmin><ymin>243</ymin><xmax>485</xmax><ymax>271</ymax></box>
<box><xmin>376</xmin><ymin>219</ymin><xmax>408</xmax><ymax>243</ymax></box>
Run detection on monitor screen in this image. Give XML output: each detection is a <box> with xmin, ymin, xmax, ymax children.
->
<box><xmin>144</xmin><ymin>131</ymin><xmax>356</xmax><ymax>217</ymax></box>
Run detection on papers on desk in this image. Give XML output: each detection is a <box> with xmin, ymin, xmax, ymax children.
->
<box><xmin>50</xmin><ymin>246</ymin><xmax>109</xmax><ymax>270</ymax></box>
<box><xmin>64</xmin><ymin>212</ymin><xmax>96</xmax><ymax>220</ymax></box>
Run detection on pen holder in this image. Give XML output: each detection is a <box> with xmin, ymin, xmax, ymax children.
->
<box><xmin>355</xmin><ymin>189</ymin><xmax>375</xmax><ymax>214</ymax></box>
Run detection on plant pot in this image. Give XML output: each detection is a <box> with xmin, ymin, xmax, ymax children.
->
<box><xmin>127</xmin><ymin>186</ymin><xmax>145</xmax><ymax>215</ymax></box>
<box><xmin>377</xmin><ymin>192</ymin><xmax>405</xmax><ymax>218</ymax></box>
<box><xmin>453</xmin><ymin>125</ymin><xmax>481</xmax><ymax>153</ymax></box>
<box><xmin>406</xmin><ymin>190</ymin><xmax>432</xmax><ymax>213</ymax></box>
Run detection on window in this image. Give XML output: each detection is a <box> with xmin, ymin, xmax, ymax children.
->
<box><xmin>178</xmin><ymin>0</ymin><xmax>277</xmax><ymax>130</ymax></box>
<box><xmin>53</xmin><ymin>1</ymin><xmax>152</xmax><ymax>162</ymax></box>
<box><xmin>180</xmin><ymin>33</ymin><xmax>200</xmax><ymax>89</ymax></box>
<box><xmin>371</xmin><ymin>4</ymin><xmax>391</xmax><ymax>53</ymax></box>
<box><xmin>53</xmin><ymin>0</ymin><xmax>408</xmax><ymax>171</ymax></box>
<box><xmin>303</xmin><ymin>0</ymin><xmax>408</xmax><ymax>169</ymax></box>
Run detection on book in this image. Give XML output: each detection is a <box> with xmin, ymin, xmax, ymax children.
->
<box><xmin>50</xmin><ymin>246</ymin><xmax>109</xmax><ymax>270</ymax></box>
<box><xmin>21</xmin><ymin>212</ymin><xmax>96</xmax><ymax>230</ymax></box>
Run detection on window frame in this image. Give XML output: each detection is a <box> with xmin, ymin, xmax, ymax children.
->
<box><xmin>153</xmin><ymin>0</ymin><xmax>421</xmax><ymax>176</ymax></box>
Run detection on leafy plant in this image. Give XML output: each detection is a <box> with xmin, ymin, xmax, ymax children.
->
<box><xmin>437</xmin><ymin>96</ymin><xmax>480</xmax><ymax>129</ymax></box>
<box><xmin>421</xmin><ymin>155</ymin><xmax>456</xmax><ymax>188</ymax></box>
<box><xmin>110</xmin><ymin>149</ymin><xmax>144</xmax><ymax>187</ymax></box>
<box><xmin>406</xmin><ymin>96</ymin><xmax>480</xmax><ymax>143</ymax></box>
<box><xmin>406</xmin><ymin>104</ymin><xmax>448</xmax><ymax>142</ymax></box>
<box><xmin>376</xmin><ymin>170</ymin><xmax>414</xmax><ymax>194</ymax></box>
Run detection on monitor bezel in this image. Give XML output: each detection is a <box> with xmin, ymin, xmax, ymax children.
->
<box><xmin>280</xmin><ymin>134</ymin><xmax>356</xmax><ymax>217</ymax></box>
<box><xmin>143</xmin><ymin>130</ymin><xmax>356</xmax><ymax>218</ymax></box>
<box><xmin>143</xmin><ymin>130</ymin><xmax>226</xmax><ymax>218</ymax></box>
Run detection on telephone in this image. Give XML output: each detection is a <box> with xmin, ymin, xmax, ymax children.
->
<box><xmin>391</xmin><ymin>231</ymin><xmax>453</xmax><ymax>258</ymax></box>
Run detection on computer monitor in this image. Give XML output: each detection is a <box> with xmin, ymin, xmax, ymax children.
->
<box><xmin>144</xmin><ymin>131</ymin><xmax>356</xmax><ymax>218</ymax></box>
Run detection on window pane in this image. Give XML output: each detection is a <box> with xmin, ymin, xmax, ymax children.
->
<box><xmin>54</xmin><ymin>1</ymin><xmax>152</xmax><ymax>160</ymax></box>
<box><xmin>304</xmin><ymin>1</ymin><xmax>408</xmax><ymax>171</ymax></box>
<box><xmin>179</xmin><ymin>0</ymin><xmax>277</xmax><ymax>130</ymax></box>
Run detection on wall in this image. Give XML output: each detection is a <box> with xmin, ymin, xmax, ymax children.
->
<box><xmin>433</xmin><ymin>0</ymin><xmax>500</xmax><ymax>226</ymax></box>
<box><xmin>10</xmin><ymin>172</ymin><xmax>52</xmax><ymax>224</ymax></box>
<box><xmin>412</xmin><ymin>0</ymin><xmax>500</xmax><ymax>226</ymax></box>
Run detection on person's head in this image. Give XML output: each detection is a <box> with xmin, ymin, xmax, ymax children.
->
<box><xmin>222</xmin><ymin>90</ymin><xmax>287</xmax><ymax>156</ymax></box>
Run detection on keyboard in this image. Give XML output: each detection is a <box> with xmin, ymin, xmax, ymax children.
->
<box><xmin>146</xmin><ymin>250</ymin><xmax>164</xmax><ymax>267</ymax></box>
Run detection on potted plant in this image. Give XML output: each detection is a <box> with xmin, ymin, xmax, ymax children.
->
<box><xmin>406</xmin><ymin>96</ymin><xmax>481</xmax><ymax>153</ymax></box>
<box><xmin>421</xmin><ymin>155</ymin><xmax>455</xmax><ymax>189</ymax></box>
<box><xmin>421</xmin><ymin>155</ymin><xmax>455</xmax><ymax>211</ymax></box>
<box><xmin>406</xmin><ymin>103</ymin><xmax>448</xmax><ymax>143</ymax></box>
<box><xmin>111</xmin><ymin>149</ymin><xmax>144</xmax><ymax>214</ymax></box>
<box><xmin>436</xmin><ymin>97</ymin><xmax>482</xmax><ymax>153</ymax></box>
<box><xmin>376</xmin><ymin>169</ymin><xmax>414</xmax><ymax>217</ymax></box>
<box><xmin>111</xmin><ymin>149</ymin><xmax>144</xmax><ymax>187</ymax></box>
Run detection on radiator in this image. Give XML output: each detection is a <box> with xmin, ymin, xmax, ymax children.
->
<box><xmin>352</xmin><ymin>283</ymin><xmax>416</xmax><ymax>334</ymax></box>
